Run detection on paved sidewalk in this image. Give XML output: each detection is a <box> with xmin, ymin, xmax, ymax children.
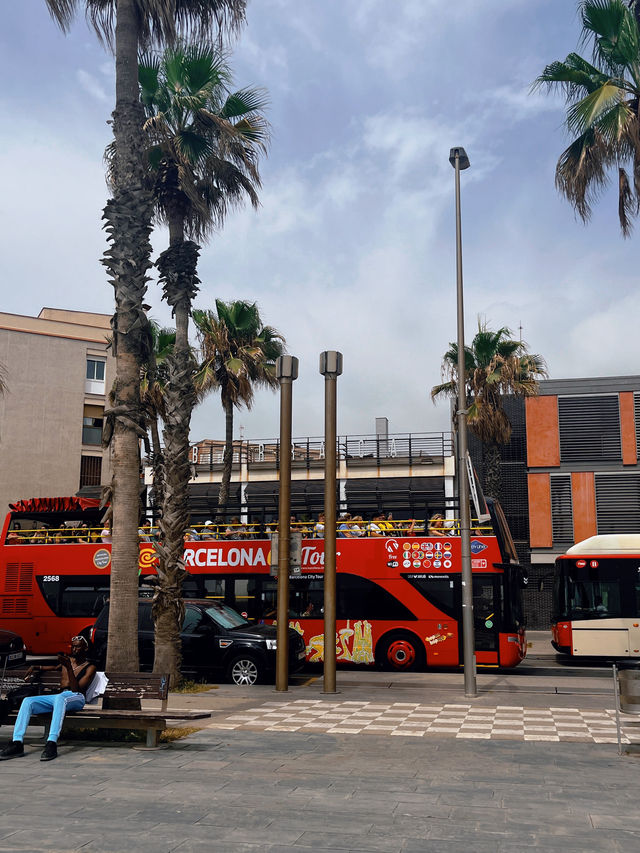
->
<box><xmin>1</xmin><ymin>634</ymin><xmax>637</xmax><ymax>852</ymax></box>
<box><xmin>0</xmin><ymin>722</ymin><xmax>638</xmax><ymax>852</ymax></box>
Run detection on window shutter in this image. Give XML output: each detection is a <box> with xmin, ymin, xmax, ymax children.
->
<box><xmin>558</xmin><ymin>395</ymin><xmax>621</xmax><ymax>462</ymax></box>
<box><xmin>595</xmin><ymin>473</ymin><xmax>640</xmax><ymax>534</ymax></box>
<box><xmin>550</xmin><ymin>474</ymin><xmax>573</xmax><ymax>549</ymax></box>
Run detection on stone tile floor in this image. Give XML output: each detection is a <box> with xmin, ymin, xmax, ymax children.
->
<box><xmin>207</xmin><ymin>698</ymin><xmax>638</xmax><ymax>744</ymax></box>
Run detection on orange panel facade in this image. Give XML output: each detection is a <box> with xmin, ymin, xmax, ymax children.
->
<box><xmin>526</xmin><ymin>396</ymin><xmax>560</xmax><ymax>468</ymax></box>
<box><xmin>528</xmin><ymin>473</ymin><xmax>552</xmax><ymax>548</ymax></box>
<box><xmin>571</xmin><ymin>472</ymin><xmax>596</xmax><ymax>544</ymax></box>
<box><xmin>619</xmin><ymin>392</ymin><xmax>637</xmax><ymax>466</ymax></box>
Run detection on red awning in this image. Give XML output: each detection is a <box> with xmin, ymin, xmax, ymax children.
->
<box><xmin>9</xmin><ymin>496</ymin><xmax>102</xmax><ymax>513</ymax></box>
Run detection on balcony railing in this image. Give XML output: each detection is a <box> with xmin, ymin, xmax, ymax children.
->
<box><xmin>191</xmin><ymin>431</ymin><xmax>452</xmax><ymax>473</ymax></box>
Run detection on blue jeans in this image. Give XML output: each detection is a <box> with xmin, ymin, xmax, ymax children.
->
<box><xmin>13</xmin><ymin>691</ymin><xmax>85</xmax><ymax>743</ymax></box>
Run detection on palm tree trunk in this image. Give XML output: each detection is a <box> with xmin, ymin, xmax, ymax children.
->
<box><xmin>153</xmin><ymin>214</ymin><xmax>200</xmax><ymax>684</ymax></box>
<box><xmin>103</xmin><ymin>0</ymin><xmax>154</xmax><ymax>674</ymax></box>
<box><xmin>483</xmin><ymin>442</ymin><xmax>502</xmax><ymax>503</ymax></box>
<box><xmin>218</xmin><ymin>396</ymin><xmax>234</xmax><ymax>516</ymax></box>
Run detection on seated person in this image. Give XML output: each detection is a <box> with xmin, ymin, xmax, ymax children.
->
<box><xmin>428</xmin><ymin>513</ymin><xmax>447</xmax><ymax>536</ymax></box>
<box><xmin>350</xmin><ymin>515</ymin><xmax>364</xmax><ymax>537</ymax></box>
<box><xmin>337</xmin><ymin>513</ymin><xmax>353</xmax><ymax>538</ymax></box>
<box><xmin>225</xmin><ymin>517</ymin><xmax>246</xmax><ymax>540</ymax></box>
<box><xmin>138</xmin><ymin>522</ymin><xmax>153</xmax><ymax>542</ymax></box>
<box><xmin>0</xmin><ymin>636</ymin><xmax>96</xmax><ymax>763</ymax></box>
<box><xmin>200</xmin><ymin>520</ymin><xmax>217</xmax><ymax>540</ymax></box>
<box><xmin>313</xmin><ymin>513</ymin><xmax>325</xmax><ymax>538</ymax></box>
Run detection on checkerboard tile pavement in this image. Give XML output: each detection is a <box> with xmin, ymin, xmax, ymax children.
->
<box><xmin>206</xmin><ymin>699</ymin><xmax>639</xmax><ymax>744</ymax></box>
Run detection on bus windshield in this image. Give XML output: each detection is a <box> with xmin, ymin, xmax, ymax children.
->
<box><xmin>555</xmin><ymin>561</ymin><xmax>627</xmax><ymax>620</ymax></box>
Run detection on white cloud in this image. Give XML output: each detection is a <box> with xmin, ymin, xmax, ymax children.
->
<box><xmin>76</xmin><ymin>69</ymin><xmax>110</xmax><ymax>104</ymax></box>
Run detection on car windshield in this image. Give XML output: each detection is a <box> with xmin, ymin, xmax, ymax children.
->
<box><xmin>204</xmin><ymin>603</ymin><xmax>249</xmax><ymax>629</ymax></box>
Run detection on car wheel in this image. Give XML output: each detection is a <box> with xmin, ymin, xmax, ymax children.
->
<box><xmin>375</xmin><ymin>631</ymin><xmax>424</xmax><ymax>672</ymax></box>
<box><xmin>227</xmin><ymin>654</ymin><xmax>262</xmax><ymax>686</ymax></box>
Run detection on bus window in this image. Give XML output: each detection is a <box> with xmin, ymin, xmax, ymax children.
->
<box><xmin>58</xmin><ymin>579</ymin><xmax>109</xmax><ymax>618</ymax></box>
<box><xmin>402</xmin><ymin>575</ymin><xmax>457</xmax><ymax>618</ymax></box>
<box><xmin>182</xmin><ymin>577</ymin><xmax>201</xmax><ymax>598</ymax></box>
<box><xmin>233</xmin><ymin>578</ymin><xmax>260</xmax><ymax>619</ymax></box>
<box><xmin>38</xmin><ymin>576</ymin><xmax>60</xmax><ymax>614</ymax></box>
<box><xmin>567</xmin><ymin>578</ymin><xmax>621</xmax><ymax>618</ymax></box>
<box><xmin>336</xmin><ymin>574</ymin><xmax>416</xmax><ymax>621</ymax></box>
<box><xmin>37</xmin><ymin>575</ymin><xmax>109</xmax><ymax>618</ymax></box>
<box><xmin>260</xmin><ymin>578</ymin><xmax>278</xmax><ymax>620</ymax></box>
<box><xmin>203</xmin><ymin>578</ymin><xmax>225</xmax><ymax>600</ymax></box>
<box><xmin>289</xmin><ymin>579</ymin><xmax>323</xmax><ymax>618</ymax></box>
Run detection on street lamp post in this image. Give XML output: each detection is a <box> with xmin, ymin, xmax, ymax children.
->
<box><xmin>319</xmin><ymin>350</ymin><xmax>343</xmax><ymax>694</ymax></box>
<box><xmin>449</xmin><ymin>146</ymin><xmax>477</xmax><ymax>699</ymax></box>
<box><xmin>275</xmin><ymin>354</ymin><xmax>299</xmax><ymax>692</ymax></box>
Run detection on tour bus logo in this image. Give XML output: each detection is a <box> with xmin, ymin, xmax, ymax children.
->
<box><xmin>470</xmin><ymin>540</ymin><xmax>488</xmax><ymax>554</ymax></box>
<box><xmin>576</xmin><ymin>559</ymin><xmax>586</xmax><ymax>568</ymax></box>
<box><xmin>93</xmin><ymin>548</ymin><xmax>111</xmax><ymax>569</ymax></box>
<box><xmin>139</xmin><ymin>547</ymin><xmax>157</xmax><ymax>569</ymax></box>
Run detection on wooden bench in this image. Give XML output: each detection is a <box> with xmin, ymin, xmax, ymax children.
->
<box><xmin>1</xmin><ymin>669</ymin><xmax>212</xmax><ymax>748</ymax></box>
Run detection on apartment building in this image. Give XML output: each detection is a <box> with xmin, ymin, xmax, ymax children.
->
<box><xmin>527</xmin><ymin>375</ymin><xmax>640</xmax><ymax>563</ymax></box>
<box><xmin>0</xmin><ymin>308</ymin><xmax>114</xmax><ymax>515</ymax></box>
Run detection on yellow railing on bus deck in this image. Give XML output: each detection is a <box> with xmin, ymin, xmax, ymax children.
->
<box><xmin>5</xmin><ymin>518</ymin><xmax>493</xmax><ymax>545</ymax></box>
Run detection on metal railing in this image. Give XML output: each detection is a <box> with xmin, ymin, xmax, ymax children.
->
<box><xmin>5</xmin><ymin>517</ymin><xmax>495</xmax><ymax>545</ymax></box>
<box><xmin>191</xmin><ymin>431</ymin><xmax>453</xmax><ymax>474</ymax></box>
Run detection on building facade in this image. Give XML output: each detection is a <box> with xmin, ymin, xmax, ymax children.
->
<box><xmin>0</xmin><ymin>308</ymin><xmax>115</xmax><ymax>516</ymax></box>
<box><xmin>469</xmin><ymin>376</ymin><xmax>640</xmax><ymax>628</ymax></box>
<box><xmin>526</xmin><ymin>375</ymin><xmax>640</xmax><ymax>558</ymax></box>
<box><xmin>145</xmin><ymin>431</ymin><xmax>456</xmax><ymax>524</ymax></box>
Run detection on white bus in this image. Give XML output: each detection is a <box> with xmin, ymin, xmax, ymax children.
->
<box><xmin>552</xmin><ymin>535</ymin><xmax>640</xmax><ymax>658</ymax></box>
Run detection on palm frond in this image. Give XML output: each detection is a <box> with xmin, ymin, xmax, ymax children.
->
<box><xmin>581</xmin><ymin>0</ymin><xmax>640</xmax><ymax>74</ymax></box>
<box><xmin>555</xmin><ymin>128</ymin><xmax>610</xmax><ymax>221</ymax></box>
<box><xmin>566</xmin><ymin>81</ymin><xmax>627</xmax><ymax>136</ymax></box>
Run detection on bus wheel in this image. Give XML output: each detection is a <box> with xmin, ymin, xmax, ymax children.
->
<box><xmin>227</xmin><ymin>654</ymin><xmax>262</xmax><ymax>686</ymax></box>
<box><xmin>376</xmin><ymin>632</ymin><xmax>424</xmax><ymax>671</ymax></box>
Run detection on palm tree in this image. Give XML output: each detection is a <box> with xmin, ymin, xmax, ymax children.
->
<box><xmin>533</xmin><ymin>0</ymin><xmax>640</xmax><ymax>236</ymax></box>
<box><xmin>141</xmin><ymin>322</ymin><xmax>176</xmax><ymax>514</ymax></box>
<box><xmin>135</xmin><ymin>44</ymin><xmax>268</xmax><ymax>681</ymax></box>
<box><xmin>193</xmin><ymin>301</ymin><xmax>285</xmax><ymax>513</ymax></box>
<box><xmin>431</xmin><ymin>320</ymin><xmax>547</xmax><ymax>502</ymax></box>
<box><xmin>44</xmin><ymin>0</ymin><xmax>247</xmax><ymax>673</ymax></box>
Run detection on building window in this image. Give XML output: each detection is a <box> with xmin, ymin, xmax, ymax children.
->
<box><xmin>595</xmin><ymin>473</ymin><xmax>640</xmax><ymax>534</ymax></box>
<box><xmin>558</xmin><ymin>395</ymin><xmax>621</xmax><ymax>462</ymax></box>
<box><xmin>550</xmin><ymin>474</ymin><xmax>573</xmax><ymax>549</ymax></box>
<box><xmin>80</xmin><ymin>455</ymin><xmax>102</xmax><ymax>488</ymax></box>
<box><xmin>82</xmin><ymin>405</ymin><xmax>103</xmax><ymax>446</ymax></box>
<box><xmin>82</xmin><ymin>417</ymin><xmax>103</xmax><ymax>446</ymax></box>
<box><xmin>85</xmin><ymin>358</ymin><xmax>106</xmax><ymax>394</ymax></box>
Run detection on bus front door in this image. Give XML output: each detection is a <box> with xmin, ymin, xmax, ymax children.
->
<box><xmin>472</xmin><ymin>574</ymin><xmax>499</xmax><ymax>657</ymax></box>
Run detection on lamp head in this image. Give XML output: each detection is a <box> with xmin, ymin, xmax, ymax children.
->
<box><xmin>449</xmin><ymin>147</ymin><xmax>470</xmax><ymax>170</ymax></box>
<box><xmin>276</xmin><ymin>355</ymin><xmax>299</xmax><ymax>382</ymax></box>
<box><xmin>319</xmin><ymin>351</ymin><xmax>343</xmax><ymax>377</ymax></box>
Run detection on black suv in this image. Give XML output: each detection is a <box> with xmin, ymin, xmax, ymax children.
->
<box><xmin>90</xmin><ymin>599</ymin><xmax>306</xmax><ymax>686</ymax></box>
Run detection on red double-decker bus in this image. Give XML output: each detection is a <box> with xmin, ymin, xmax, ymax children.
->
<box><xmin>0</xmin><ymin>496</ymin><xmax>526</xmax><ymax>669</ymax></box>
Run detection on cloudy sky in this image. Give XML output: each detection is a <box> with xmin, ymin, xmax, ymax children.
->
<box><xmin>1</xmin><ymin>1</ymin><xmax>638</xmax><ymax>444</ymax></box>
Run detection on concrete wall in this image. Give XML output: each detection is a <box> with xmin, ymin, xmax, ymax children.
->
<box><xmin>0</xmin><ymin>311</ymin><xmax>114</xmax><ymax>517</ymax></box>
